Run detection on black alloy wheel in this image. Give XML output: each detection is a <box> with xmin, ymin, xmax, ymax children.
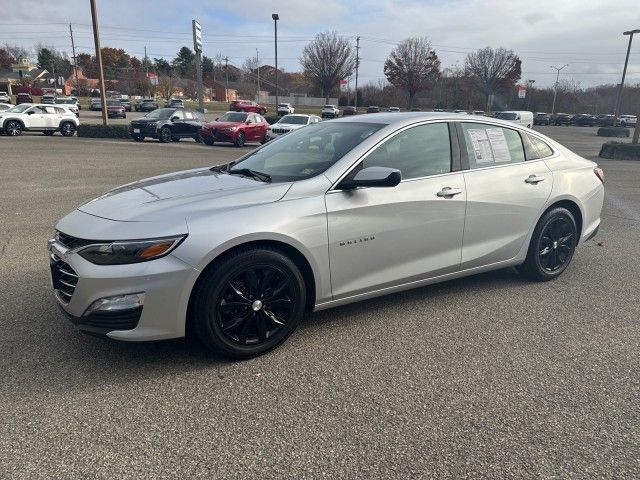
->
<box><xmin>159</xmin><ymin>126</ymin><xmax>172</xmax><ymax>143</ymax></box>
<box><xmin>234</xmin><ymin>131</ymin><xmax>245</xmax><ymax>148</ymax></box>
<box><xmin>5</xmin><ymin>121</ymin><xmax>22</xmax><ymax>136</ymax></box>
<box><xmin>518</xmin><ymin>207</ymin><xmax>577</xmax><ymax>281</ymax></box>
<box><xmin>60</xmin><ymin>122</ymin><xmax>76</xmax><ymax>137</ymax></box>
<box><xmin>192</xmin><ymin>248</ymin><xmax>306</xmax><ymax>359</ymax></box>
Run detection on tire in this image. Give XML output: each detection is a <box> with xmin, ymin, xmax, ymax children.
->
<box><xmin>203</xmin><ymin>136</ymin><xmax>214</xmax><ymax>146</ymax></box>
<box><xmin>159</xmin><ymin>126</ymin><xmax>172</xmax><ymax>143</ymax></box>
<box><xmin>5</xmin><ymin>120</ymin><xmax>23</xmax><ymax>136</ymax></box>
<box><xmin>132</xmin><ymin>134</ymin><xmax>145</xmax><ymax>142</ymax></box>
<box><xmin>234</xmin><ymin>131</ymin><xmax>245</xmax><ymax>148</ymax></box>
<box><xmin>517</xmin><ymin>207</ymin><xmax>577</xmax><ymax>281</ymax></box>
<box><xmin>260</xmin><ymin>109</ymin><xmax>266</xmax><ymax>115</ymax></box>
<box><xmin>60</xmin><ymin>122</ymin><xmax>76</xmax><ymax>137</ymax></box>
<box><xmin>43</xmin><ymin>130</ymin><xmax>55</xmax><ymax>136</ymax></box>
<box><xmin>191</xmin><ymin>248</ymin><xmax>306</xmax><ymax>359</ymax></box>
<box><xmin>260</xmin><ymin>134</ymin><xmax>267</xmax><ymax>145</ymax></box>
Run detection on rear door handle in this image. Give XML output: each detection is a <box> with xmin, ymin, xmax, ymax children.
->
<box><xmin>436</xmin><ymin>187</ymin><xmax>463</xmax><ymax>197</ymax></box>
<box><xmin>525</xmin><ymin>175</ymin><xmax>545</xmax><ymax>184</ymax></box>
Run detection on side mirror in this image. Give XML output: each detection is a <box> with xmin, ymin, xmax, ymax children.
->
<box><xmin>246</xmin><ymin>119</ymin><xmax>252</xmax><ymax>124</ymax></box>
<box><xmin>27</xmin><ymin>110</ymin><xmax>35</xmax><ymax>115</ymax></box>
<box><xmin>338</xmin><ymin>166</ymin><xmax>401</xmax><ymax>190</ymax></box>
<box><xmin>171</xmin><ymin>116</ymin><xmax>179</xmax><ymax>122</ymax></box>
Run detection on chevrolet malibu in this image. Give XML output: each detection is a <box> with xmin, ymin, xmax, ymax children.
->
<box><xmin>50</xmin><ymin>113</ymin><xmax>604</xmax><ymax>359</ymax></box>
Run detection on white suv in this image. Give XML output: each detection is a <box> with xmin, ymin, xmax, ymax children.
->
<box><xmin>619</xmin><ymin>115</ymin><xmax>637</xmax><ymax>127</ymax></box>
<box><xmin>0</xmin><ymin>91</ymin><xmax>10</xmax><ymax>103</ymax></box>
<box><xmin>277</xmin><ymin>103</ymin><xmax>295</xmax><ymax>115</ymax></box>
<box><xmin>321</xmin><ymin>104</ymin><xmax>340</xmax><ymax>118</ymax></box>
<box><xmin>0</xmin><ymin>103</ymin><xmax>80</xmax><ymax>137</ymax></box>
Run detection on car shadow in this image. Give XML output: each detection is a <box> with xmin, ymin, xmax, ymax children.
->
<box><xmin>2</xmin><ymin>267</ymin><xmax>526</xmax><ymax>396</ymax></box>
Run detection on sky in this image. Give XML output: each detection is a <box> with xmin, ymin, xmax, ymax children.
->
<box><xmin>1</xmin><ymin>0</ymin><xmax>640</xmax><ymax>88</ymax></box>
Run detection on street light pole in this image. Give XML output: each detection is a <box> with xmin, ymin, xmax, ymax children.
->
<box><xmin>526</xmin><ymin>79</ymin><xmax>535</xmax><ymax>111</ymax></box>
<box><xmin>613</xmin><ymin>29</ymin><xmax>639</xmax><ymax>127</ymax></box>
<box><xmin>272</xmin><ymin>14</ymin><xmax>279</xmax><ymax>108</ymax></box>
<box><xmin>550</xmin><ymin>64</ymin><xmax>569</xmax><ymax>116</ymax></box>
<box><xmin>89</xmin><ymin>0</ymin><xmax>108</xmax><ymax>126</ymax></box>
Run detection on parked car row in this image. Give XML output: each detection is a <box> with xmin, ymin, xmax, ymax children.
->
<box><xmin>533</xmin><ymin>112</ymin><xmax>637</xmax><ymax>127</ymax></box>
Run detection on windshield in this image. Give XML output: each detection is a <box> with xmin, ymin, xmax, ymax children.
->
<box><xmin>496</xmin><ymin>112</ymin><xmax>517</xmax><ymax>120</ymax></box>
<box><xmin>228</xmin><ymin>122</ymin><xmax>384</xmax><ymax>182</ymax></box>
<box><xmin>107</xmin><ymin>101</ymin><xmax>121</xmax><ymax>106</ymax></box>
<box><xmin>6</xmin><ymin>104</ymin><xmax>31</xmax><ymax>113</ymax></box>
<box><xmin>323</xmin><ymin>105</ymin><xmax>335</xmax><ymax>109</ymax></box>
<box><xmin>143</xmin><ymin>108</ymin><xmax>174</xmax><ymax>120</ymax></box>
<box><xmin>278</xmin><ymin>115</ymin><xmax>307</xmax><ymax>125</ymax></box>
<box><xmin>217</xmin><ymin>112</ymin><xmax>248</xmax><ymax>122</ymax></box>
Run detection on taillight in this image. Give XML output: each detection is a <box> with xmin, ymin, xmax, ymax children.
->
<box><xmin>594</xmin><ymin>166</ymin><xmax>604</xmax><ymax>184</ymax></box>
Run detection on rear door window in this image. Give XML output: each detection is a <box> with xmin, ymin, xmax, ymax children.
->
<box><xmin>460</xmin><ymin>123</ymin><xmax>525</xmax><ymax>169</ymax></box>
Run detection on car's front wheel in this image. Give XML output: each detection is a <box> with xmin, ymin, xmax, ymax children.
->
<box><xmin>60</xmin><ymin>122</ymin><xmax>76</xmax><ymax>137</ymax></box>
<box><xmin>159</xmin><ymin>126</ymin><xmax>172</xmax><ymax>143</ymax></box>
<box><xmin>234</xmin><ymin>131</ymin><xmax>245</xmax><ymax>147</ymax></box>
<box><xmin>518</xmin><ymin>207</ymin><xmax>577</xmax><ymax>281</ymax></box>
<box><xmin>191</xmin><ymin>248</ymin><xmax>306</xmax><ymax>359</ymax></box>
<box><xmin>5</xmin><ymin>121</ymin><xmax>23</xmax><ymax>136</ymax></box>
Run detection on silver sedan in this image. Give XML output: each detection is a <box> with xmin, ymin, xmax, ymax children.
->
<box><xmin>49</xmin><ymin>113</ymin><xmax>604</xmax><ymax>358</ymax></box>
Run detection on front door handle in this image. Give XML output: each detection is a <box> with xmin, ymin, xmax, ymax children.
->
<box><xmin>525</xmin><ymin>174</ymin><xmax>545</xmax><ymax>184</ymax></box>
<box><xmin>436</xmin><ymin>187</ymin><xmax>463</xmax><ymax>197</ymax></box>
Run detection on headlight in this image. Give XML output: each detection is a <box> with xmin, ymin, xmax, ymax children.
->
<box><xmin>77</xmin><ymin>235</ymin><xmax>186</xmax><ymax>265</ymax></box>
<box><xmin>222</xmin><ymin>126</ymin><xmax>236</xmax><ymax>132</ymax></box>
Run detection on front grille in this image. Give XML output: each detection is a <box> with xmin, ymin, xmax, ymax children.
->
<box><xmin>55</xmin><ymin>231</ymin><xmax>94</xmax><ymax>250</ymax></box>
<box><xmin>271</xmin><ymin>128</ymin><xmax>290</xmax><ymax>134</ymax></box>
<box><xmin>50</xmin><ymin>256</ymin><xmax>78</xmax><ymax>303</ymax></box>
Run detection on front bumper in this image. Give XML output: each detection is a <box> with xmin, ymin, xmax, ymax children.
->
<box><xmin>129</xmin><ymin>123</ymin><xmax>159</xmax><ymax>137</ymax></box>
<box><xmin>48</xmin><ymin>237</ymin><xmax>200</xmax><ymax>341</ymax></box>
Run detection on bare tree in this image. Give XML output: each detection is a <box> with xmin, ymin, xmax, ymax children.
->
<box><xmin>384</xmin><ymin>37</ymin><xmax>441</xmax><ymax>108</ymax></box>
<box><xmin>465</xmin><ymin>46</ymin><xmax>521</xmax><ymax>110</ymax></box>
<box><xmin>300</xmin><ymin>32</ymin><xmax>355</xmax><ymax>101</ymax></box>
<box><xmin>4</xmin><ymin>43</ymin><xmax>29</xmax><ymax>63</ymax></box>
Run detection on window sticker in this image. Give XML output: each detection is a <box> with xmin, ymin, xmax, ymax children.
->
<box><xmin>467</xmin><ymin>129</ymin><xmax>494</xmax><ymax>164</ymax></box>
<box><xmin>485</xmin><ymin>128</ymin><xmax>511</xmax><ymax>163</ymax></box>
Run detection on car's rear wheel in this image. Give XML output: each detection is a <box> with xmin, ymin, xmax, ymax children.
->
<box><xmin>234</xmin><ymin>131</ymin><xmax>245</xmax><ymax>147</ymax></box>
<box><xmin>518</xmin><ymin>207</ymin><xmax>577</xmax><ymax>281</ymax></box>
<box><xmin>159</xmin><ymin>126</ymin><xmax>172</xmax><ymax>143</ymax></box>
<box><xmin>203</xmin><ymin>136</ymin><xmax>214</xmax><ymax>146</ymax></box>
<box><xmin>192</xmin><ymin>248</ymin><xmax>306</xmax><ymax>359</ymax></box>
<box><xmin>132</xmin><ymin>134</ymin><xmax>144</xmax><ymax>142</ymax></box>
<box><xmin>43</xmin><ymin>130</ymin><xmax>55</xmax><ymax>136</ymax></box>
<box><xmin>5</xmin><ymin>121</ymin><xmax>22</xmax><ymax>136</ymax></box>
<box><xmin>60</xmin><ymin>122</ymin><xmax>76</xmax><ymax>137</ymax></box>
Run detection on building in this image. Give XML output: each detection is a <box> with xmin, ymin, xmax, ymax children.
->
<box><xmin>63</xmin><ymin>67</ymin><xmax>108</xmax><ymax>95</ymax></box>
<box><xmin>0</xmin><ymin>63</ymin><xmax>50</xmax><ymax>95</ymax></box>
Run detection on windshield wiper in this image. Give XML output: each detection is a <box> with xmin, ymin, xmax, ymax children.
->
<box><xmin>227</xmin><ymin>168</ymin><xmax>272</xmax><ymax>183</ymax></box>
<box><xmin>210</xmin><ymin>161</ymin><xmax>236</xmax><ymax>173</ymax></box>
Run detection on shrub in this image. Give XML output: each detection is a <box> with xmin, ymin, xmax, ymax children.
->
<box><xmin>597</xmin><ymin>126</ymin><xmax>630</xmax><ymax>138</ymax></box>
<box><xmin>77</xmin><ymin>124</ymin><xmax>130</xmax><ymax>139</ymax></box>
<box><xmin>599</xmin><ymin>141</ymin><xmax>640</xmax><ymax>160</ymax></box>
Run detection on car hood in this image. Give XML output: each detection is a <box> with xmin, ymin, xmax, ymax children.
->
<box><xmin>131</xmin><ymin>117</ymin><xmax>163</xmax><ymax>124</ymax></box>
<box><xmin>78</xmin><ymin>167</ymin><xmax>292</xmax><ymax>222</ymax></box>
<box><xmin>271</xmin><ymin>123</ymin><xmax>306</xmax><ymax>129</ymax></box>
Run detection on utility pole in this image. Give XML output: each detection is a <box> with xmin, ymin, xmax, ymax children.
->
<box><xmin>69</xmin><ymin>24</ymin><xmax>79</xmax><ymax>95</ymax></box>
<box><xmin>192</xmin><ymin>20</ymin><xmax>203</xmax><ymax>112</ymax></box>
<box><xmin>256</xmin><ymin>48</ymin><xmax>260</xmax><ymax>98</ymax></box>
<box><xmin>613</xmin><ymin>29</ymin><xmax>639</xmax><ymax>127</ymax></box>
<box><xmin>224</xmin><ymin>56</ymin><xmax>229</xmax><ymax>102</ymax></box>
<box><xmin>355</xmin><ymin>36</ymin><xmax>360</xmax><ymax>109</ymax></box>
<box><xmin>90</xmin><ymin>0</ymin><xmax>108</xmax><ymax>125</ymax></box>
<box><xmin>526</xmin><ymin>79</ymin><xmax>535</xmax><ymax>111</ymax></box>
<box><xmin>272</xmin><ymin>14</ymin><xmax>279</xmax><ymax>108</ymax></box>
<box><xmin>550</xmin><ymin>64</ymin><xmax>568</xmax><ymax>116</ymax></box>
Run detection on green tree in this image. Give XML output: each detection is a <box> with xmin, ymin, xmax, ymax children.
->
<box><xmin>153</xmin><ymin>58</ymin><xmax>172</xmax><ymax>75</ymax></box>
<box><xmin>172</xmin><ymin>47</ymin><xmax>195</xmax><ymax>77</ymax></box>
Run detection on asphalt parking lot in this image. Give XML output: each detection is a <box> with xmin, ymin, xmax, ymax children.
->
<box><xmin>1</xmin><ymin>126</ymin><xmax>639</xmax><ymax>478</ymax></box>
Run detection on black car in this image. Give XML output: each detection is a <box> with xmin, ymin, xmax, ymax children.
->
<box><xmin>136</xmin><ymin>99</ymin><xmax>159</xmax><ymax>112</ymax></box>
<box><xmin>366</xmin><ymin>105</ymin><xmax>380</xmax><ymax>113</ymax></box>
<box><xmin>342</xmin><ymin>106</ymin><xmax>358</xmax><ymax>116</ymax></box>
<box><xmin>597</xmin><ymin>114</ymin><xmax>615</xmax><ymax>127</ymax></box>
<box><xmin>118</xmin><ymin>99</ymin><xmax>132</xmax><ymax>111</ymax></box>
<box><xmin>129</xmin><ymin>108</ymin><xmax>205</xmax><ymax>143</ymax></box>
<box><xmin>165</xmin><ymin>99</ymin><xmax>185</xmax><ymax>108</ymax></box>
<box><xmin>550</xmin><ymin>113</ymin><xmax>572</xmax><ymax>126</ymax></box>
<box><xmin>570</xmin><ymin>114</ymin><xmax>599</xmax><ymax>127</ymax></box>
<box><xmin>533</xmin><ymin>112</ymin><xmax>550</xmax><ymax>125</ymax></box>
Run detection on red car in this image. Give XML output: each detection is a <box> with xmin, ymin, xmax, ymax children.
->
<box><xmin>106</xmin><ymin>100</ymin><xmax>126</xmax><ymax>119</ymax></box>
<box><xmin>230</xmin><ymin>100</ymin><xmax>267</xmax><ymax>115</ymax></box>
<box><xmin>16</xmin><ymin>93</ymin><xmax>33</xmax><ymax>104</ymax></box>
<box><xmin>200</xmin><ymin>111</ymin><xmax>269</xmax><ymax>147</ymax></box>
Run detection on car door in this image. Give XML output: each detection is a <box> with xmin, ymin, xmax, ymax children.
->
<box><xmin>325</xmin><ymin>121</ymin><xmax>466</xmax><ymax>299</ymax></box>
<box><xmin>169</xmin><ymin>109</ymin><xmax>186</xmax><ymax>136</ymax></box>
<box><xmin>245</xmin><ymin>114</ymin><xmax>259</xmax><ymax>140</ymax></box>
<box><xmin>177</xmin><ymin>111</ymin><xmax>198</xmax><ymax>137</ymax></box>
<box><xmin>457</xmin><ymin>121</ymin><xmax>553</xmax><ymax>270</ymax></box>
<box><xmin>25</xmin><ymin>106</ymin><xmax>50</xmax><ymax>129</ymax></box>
